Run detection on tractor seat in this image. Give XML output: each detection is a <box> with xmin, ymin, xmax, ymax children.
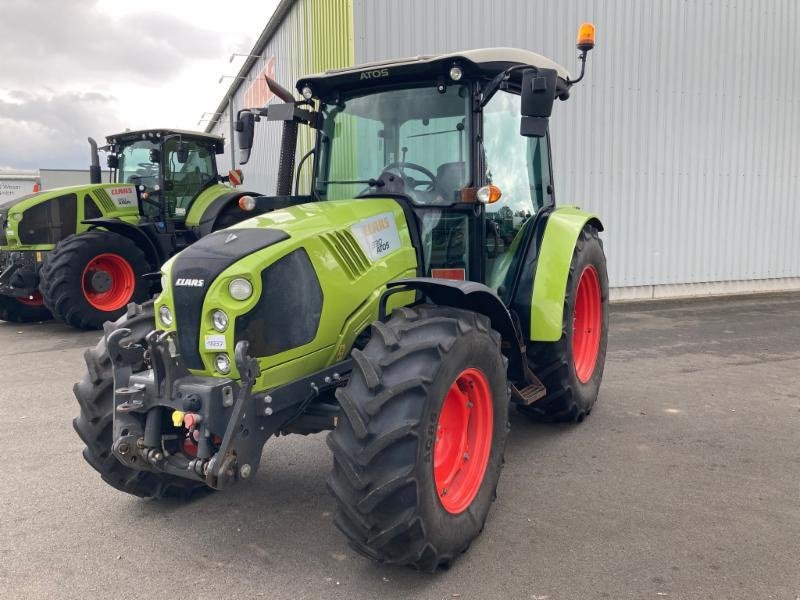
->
<box><xmin>434</xmin><ymin>162</ymin><xmax>466</xmax><ymax>203</ymax></box>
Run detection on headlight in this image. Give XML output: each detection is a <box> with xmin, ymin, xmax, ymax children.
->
<box><xmin>215</xmin><ymin>353</ymin><xmax>231</xmax><ymax>374</ymax></box>
<box><xmin>301</xmin><ymin>85</ymin><xmax>313</xmax><ymax>100</ymax></box>
<box><xmin>229</xmin><ymin>278</ymin><xmax>252</xmax><ymax>301</ymax></box>
<box><xmin>158</xmin><ymin>305</ymin><xmax>173</xmax><ymax>326</ymax></box>
<box><xmin>160</xmin><ymin>275</ymin><xmax>168</xmax><ymax>290</ymax></box>
<box><xmin>212</xmin><ymin>309</ymin><xmax>228</xmax><ymax>332</ymax></box>
<box><xmin>11</xmin><ymin>213</ymin><xmax>22</xmax><ymax>222</ymax></box>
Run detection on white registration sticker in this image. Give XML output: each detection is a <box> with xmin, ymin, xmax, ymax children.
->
<box><xmin>204</xmin><ymin>334</ymin><xmax>226</xmax><ymax>351</ymax></box>
<box><xmin>350</xmin><ymin>212</ymin><xmax>401</xmax><ymax>262</ymax></box>
<box><xmin>107</xmin><ymin>185</ymin><xmax>138</xmax><ymax>209</ymax></box>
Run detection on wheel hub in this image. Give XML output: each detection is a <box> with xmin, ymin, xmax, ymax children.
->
<box><xmin>89</xmin><ymin>270</ymin><xmax>113</xmax><ymax>293</ymax></box>
<box><xmin>433</xmin><ymin>368</ymin><xmax>493</xmax><ymax>514</ymax></box>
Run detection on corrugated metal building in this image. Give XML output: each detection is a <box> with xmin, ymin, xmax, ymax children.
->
<box><xmin>207</xmin><ymin>0</ymin><xmax>800</xmax><ymax>299</ymax></box>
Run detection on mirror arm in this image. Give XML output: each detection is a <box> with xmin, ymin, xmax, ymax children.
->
<box><xmin>480</xmin><ymin>64</ymin><xmax>530</xmax><ymax>107</ymax></box>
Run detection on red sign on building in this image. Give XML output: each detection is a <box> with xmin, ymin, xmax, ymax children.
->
<box><xmin>243</xmin><ymin>56</ymin><xmax>277</xmax><ymax>108</ymax></box>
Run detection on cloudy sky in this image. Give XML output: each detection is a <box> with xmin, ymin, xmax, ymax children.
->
<box><xmin>0</xmin><ymin>0</ymin><xmax>279</xmax><ymax>170</ymax></box>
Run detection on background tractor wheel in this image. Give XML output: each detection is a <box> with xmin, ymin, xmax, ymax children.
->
<box><xmin>327</xmin><ymin>305</ymin><xmax>510</xmax><ymax>571</ymax></box>
<box><xmin>41</xmin><ymin>231</ymin><xmax>152</xmax><ymax>330</ymax></box>
<box><xmin>73</xmin><ymin>302</ymin><xmax>207</xmax><ymax>498</ymax></box>
<box><xmin>0</xmin><ymin>292</ymin><xmax>51</xmax><ymax>323</ymax></box>
<box><xmin>521</xmin><ymin>224</ymin><xmax>609</xmax><ymax>422</ymax></box>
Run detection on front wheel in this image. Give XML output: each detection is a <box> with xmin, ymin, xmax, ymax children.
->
<box><xmin>521</xmin><ymin>224</ymin><xmax>609</xmax><ymax>422</ymax></box>
<box><xmin>0</xmin><ymin>292</ymin><xmax>51</xmax><ymax>323</ymax></box>
<box><xmin>327</xmin><ymin>305</ymin><xmax>510</xmax><ymax>571</ymax></box>
<box><xmin>41</xmin><ymin>231</ymin><xmax>152</xmax><ymax>330</ymax></box>
<box><xmin>73</xmin><ymin>302</ymin><xmax>207</xmax><ymax>498</ymax></box>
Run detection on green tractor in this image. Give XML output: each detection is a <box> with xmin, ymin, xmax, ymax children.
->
<box><xmin>75</xmin><ymin>27</ymin><xmax>608</xmax><ymax>570</ymax></box>
<box><xmin>0</xmin><ymin>129</ymin><xmax>261</xmax><ymax>329</ymax></box>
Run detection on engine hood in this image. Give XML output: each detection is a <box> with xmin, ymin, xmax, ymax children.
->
<box><xmin>155</xmin><ymin>198</ymin><xmax>419</xmax><ymax>383</ymax></box>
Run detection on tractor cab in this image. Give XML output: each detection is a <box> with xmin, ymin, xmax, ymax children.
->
<box><xmin>104</xmin><ymin>129</ymin><xmax>226</xmax><ymax>222</ymax></box>
<box><xmin>238</xmin><ymin>48</ymin><xmax>577</xmax><ymax>303</ymax></box>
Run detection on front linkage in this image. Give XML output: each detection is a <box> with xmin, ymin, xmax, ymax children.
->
<box><xmin>106</xmin><ymin>327</ymin><xmax>350</xmax><ymax>489</ymax></box>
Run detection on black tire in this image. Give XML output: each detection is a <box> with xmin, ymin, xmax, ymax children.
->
<box><xmin>41</xmin><ymin>230</ymin><xmax>152</xmax><ymax>330</ymax></box>
<box><xmin>327</xmin><ymin>305</ymin><xmax>510</xmax><ymax>571</ymax></box>
<box><xmin>521</xmin><ymin>225</ymin><xmax>609</xmax><ymax>422</ymax></box>
<box><xmin>0</xmin><ymin>294</ymin><xmax>51</xmax><ymax>323</ymax></box>
<box><xmin>73</xmin><ymin>302</ymin><xmax>207</xmax><ymax>498</ymax></box>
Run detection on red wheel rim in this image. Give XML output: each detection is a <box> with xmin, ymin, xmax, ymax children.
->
<box><xmin>17</xmin><ymin>291</ymin><xmax>44</xmax><ymax>306</ymax></box>
<box><xmin>572</xmin><ymin>265</ymin><xmax>602</xmax><ymax>383</ymax></box>
<box><xmin>81</xmin><ymin>253</ymin><xmax>135</xmax><ymax>311</ymax></box>
<box><xmin>434</xmin><ymin>368</ymin><xmax>494</xmax><ymax>514</ymax></box>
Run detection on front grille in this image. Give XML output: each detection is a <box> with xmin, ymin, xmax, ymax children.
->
<box><xmin>319</xmin><ymin>229</ymin><xmax>369</xmax><ymax>279</ymax></box>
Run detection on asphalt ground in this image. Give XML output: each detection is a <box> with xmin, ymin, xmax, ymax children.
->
<box><xmin>1</xmin><ymin>293</ymin><xmax>799</xmax><ymax>600</ymax></box>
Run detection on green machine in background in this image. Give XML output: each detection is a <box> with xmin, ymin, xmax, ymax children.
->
<box><xmin>0</xmin><ymin>129</ymin><xmax>260</xmax><ymax>329</ymax></box>
<box><xmin>74</xmin><ymin>26</ymin><xmax>608</xmax><ymax>571</ymax></box>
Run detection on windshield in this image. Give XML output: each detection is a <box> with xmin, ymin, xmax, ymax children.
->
<box><xmin>117</xmin><ymin>140</ymin><xmax>159</xmax><ymax>187</ymax></box>
<box><xmin>317</xmin><ymin>84</ymin><xmax>471</xmax><ymax>204</ymax></box>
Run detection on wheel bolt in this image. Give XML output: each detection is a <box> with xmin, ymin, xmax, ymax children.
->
<box><xmin>466</xmin><ymin>401</ymin><xmax>473</xmax><ymax>409</ymax></box>
<box><xmin>118</xmin><ymin>442</ymin><xmax>129</xmax><ymax>455</ymax></box>
<box><xmin>463</xmin><ymin>452</ymin><xmax>470</xmax><ymax>461</ymax></box>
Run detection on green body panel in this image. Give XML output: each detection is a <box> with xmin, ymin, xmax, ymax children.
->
<box><xmin>530</xmin><ymin>206</ymin><xmax>602</xmax><ymax>342</ymax></box>
<box><xmin>183</xmin><ymin>183</ymin><xmax>240</xmax><ymax>228</ymax></box>
<box><xmin>155</xmin><ymin>198</ymin><xmax>417</xmax><ymax>392</ymax></box>
<box><xmin>1</xmin><ymin>183</ymin><xmax>139</xmax><ymax>251</ymax></box>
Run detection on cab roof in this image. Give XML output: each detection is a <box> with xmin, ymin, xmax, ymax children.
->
<box><xmin>298</xmin><ymin>47</ymin><xmax>571</xmax><ymax>99</ymax></box>
<box><xmin>106</xmin><ymin>129</ymin><xmax>223</xmax><ymax>145</ymax></box>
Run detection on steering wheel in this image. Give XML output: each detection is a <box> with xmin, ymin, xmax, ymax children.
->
<box><xmin>383</xmin><ymin>161</ymin><xmax>436</xmax><ymax>192</ymax></box>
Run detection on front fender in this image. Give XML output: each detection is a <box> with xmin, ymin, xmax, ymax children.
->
<box><xmin>386</xmin><ymin>278</ymin><xmax>527</xmax><ymax>383</ymax></box>
<box><xmin>530</xmin><ymin>206</ymin><xmax>603</xmax><ymax>342</ymax></box>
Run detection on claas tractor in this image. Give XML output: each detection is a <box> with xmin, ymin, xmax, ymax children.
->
<box><xmin>74</xmin><ymin>26</ymin><xmax>608</xmax><ymax>570</ymax></box>
<box><xmin>0</xmin><ymin>129</ymin><xmax>260</xmax><ymax>329</ymax></box>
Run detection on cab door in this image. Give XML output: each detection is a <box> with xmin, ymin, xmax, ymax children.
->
<box><xmin>480</xmin><ymin>89</ymin><xmax>553</xmax><ymax>298</ymax></box>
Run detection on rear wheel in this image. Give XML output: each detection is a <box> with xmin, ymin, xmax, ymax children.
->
<box><xmin>327</xmin><ymin>305</ymin><xmax>510</xmax><ymax>571</ymax></box>
<box><xmin>0</xmin><ymin>292</ymin><xmax>51</xmax><ymax>323</ymax></box>
<box><xmin>521</xmin><ymin>225</ymin><xmax>609</xmax><ymax>422</ymax></box>
<box><xmin>73</xmin><ymin>302</ymin><xmax>207</xmax><ymax>498</ymax></box>
<box><xmin>41</xmin><ymin>231</ymin><xmax>152</xmax><ymax>330</ymax></box>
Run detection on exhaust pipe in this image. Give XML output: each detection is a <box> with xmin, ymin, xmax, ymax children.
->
<box><xmin>276</xmin><ymin>120</ymin><xmax>298</xmax><ymax>196</ymax></box>
<box><xmin>88</xmin><ymin>137</ymin><xmax>101</xmax><ymax>184</ymax></box>
<box><xmin>265</xmin><ymin>77</ymin><xmax>298</xmax><ymax>197</ymax></box>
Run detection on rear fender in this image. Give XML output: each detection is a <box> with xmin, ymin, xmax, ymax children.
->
<box><xmin>385</xmin><ymin>278</ymin><xmax>527</xmax><ymax>382</ymax></box>
<box><xmin>529</xmin><ymin>206</ymin><xmax>603</xmax><ymax>342</ymax></box>
<box><xmin>82</xmin><ymin>218</ymin><xmax>162</xmax><ymax>268</ymax></box>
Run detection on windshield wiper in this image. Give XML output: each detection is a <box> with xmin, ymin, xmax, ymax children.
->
<box><xmin>320</xmin><ymin>178</ymin><xmax>385</xmax><ymax>187</ymax></box>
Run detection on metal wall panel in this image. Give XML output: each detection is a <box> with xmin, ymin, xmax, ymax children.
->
<box><xmin>211</xmin><ymin>0</ymin><xmax>313</xmax><ymax>195</ymax></box>
<box><xmin>353</xmin><ymin>0</ymin><xmax>800</xmax><ymax>288</ymax></box>
<box><xmin>210</xmin><ymin>0</ymin><xmax>354</xmax><ymax>196</ymax></box>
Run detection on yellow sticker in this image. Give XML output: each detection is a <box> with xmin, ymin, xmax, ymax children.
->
<box><xmin>335</xmin><ymin>343</ymin><xmax>346</xmax><ymax>361</ymax></box>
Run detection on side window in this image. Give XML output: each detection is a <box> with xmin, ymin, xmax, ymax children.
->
<box><xmin>483</xmin><ymin>90</ymin><xmax>551</xmax><ymax>290</ymax></box>
<box><xmin>83</xmin><ymin>194</ymin><xmax>102</xmax><ymax>220</ymax></box>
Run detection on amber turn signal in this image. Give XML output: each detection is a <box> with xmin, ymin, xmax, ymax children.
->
<box><xmin>576</xmin><ymin>22</ymin><xmax>596</xmax><ymax>52</ymax></box>
<box><xmin>238</xmin><ymin>195</ymin><xmax>256</xmax><ymax>211</ymax></box>
<box><xmin>477</xmin><ymin>185</ymin><xmax>502</xmax><ymax>204</ymax></box>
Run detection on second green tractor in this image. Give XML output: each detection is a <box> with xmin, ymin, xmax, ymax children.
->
<box><xmin>74</xmin><ymin>27</ymin><xmax>608</xmax><ymax>571</ymax></box>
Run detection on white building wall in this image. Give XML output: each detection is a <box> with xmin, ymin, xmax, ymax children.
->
<box><xmin>353</xmin><ymin>0</ymin><xmax>800</xmax><ymax>292</ymax></box>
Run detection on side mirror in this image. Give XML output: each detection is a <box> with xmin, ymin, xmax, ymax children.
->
<box><xmin>236</xmin><ymin>112</ymin><xmax>256</xmax><ymax>165</ymax></box>
<box><xmin>149</xmin><ymin>148</ymin><xmax>161</xmax><ymax>164</ymax></box>
<box><xmin>107</xmin><ymin>155</ymin><xmax>119</xmax><ymax>169</ymax></box>
<box><xmin>176</xmin><ymin>142</ymin><xmax>189</xmax><ymax>164</ymax></box>
<box><xmin>520</xmin><ymin>68</ymin><xmax>557</xmax><ymax>137</ymax></box>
